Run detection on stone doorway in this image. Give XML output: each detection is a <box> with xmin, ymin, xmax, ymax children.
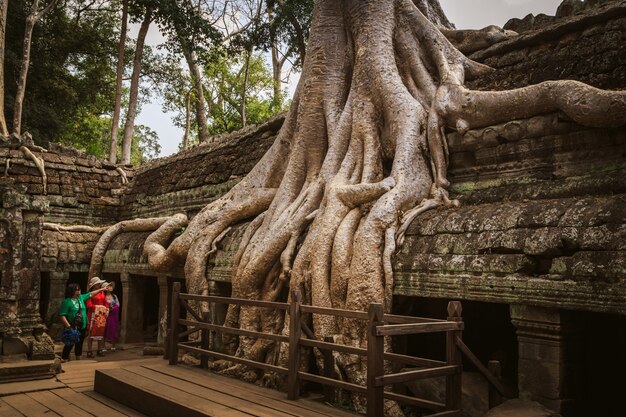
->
<box><xmin>575</xmin><ymin>311</ymin><xmax>626</xmax><ymax>417</ymax></box>
<box><xmin>119</xmin><ymin>274</ymin><xmax>160</xmax><ymax>343</ymax></box>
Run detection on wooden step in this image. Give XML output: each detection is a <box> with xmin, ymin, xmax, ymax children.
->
<box><xmin>94</xmin><ymin>364</ymin><xmax>359</xmax><ymax>417</ymax></box>
<box><xmin>95</xmin><ymin>367</ymin><xmax>250</xmax><ymax>417</ymax></box>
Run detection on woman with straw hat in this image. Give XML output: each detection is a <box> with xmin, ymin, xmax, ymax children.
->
<box><xmin>104</xmin><ymin>281</ymin><xmax>120</xmax><ymax>352</ymax></box>
<box><xmin>85</xmin><ymin>277</ymin><xmax>109</xmax><ymax>358</ymax></box>
<box><xmin>58</xmin><ymin>282</ymin><xmax>107</xmax><ymax>362</ymax></box>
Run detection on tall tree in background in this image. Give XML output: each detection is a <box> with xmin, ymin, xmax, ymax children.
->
<box><xmin>261</xmin><ymin>0</ymin><xmax>312</xmax><ymax>105</ymax></box>
<box><xmin>0</xmin><ymin>0</ymin><xmax>9</xmax><ymax>136</ymax></box>
<box><xmin>141</xmin><ymin>1</ymin><xmax>626</xmax><ymax>414</ymax></box>
<box><xmin>203</xmin><ymin>51</ymin><xmax>275</xmax><ymax>134</ymax></box>
<box><xmin>120</xmin><ymin>6</ymin><xmax>152</xmax><ymax>165</ymax></box>
<box><xmin>162</xmin><ymin>0</ymin><xmax>222</xmax><ymax>144</ymax></box>
<box><xmin>12</xmin><ymin>0</ymin><xmax>60</xmax><ymax>135</ymax></box>
<box><xmin>109</xmin><ymin>0</ymin><xmax>129</xmax><ymax>163</ymax></box>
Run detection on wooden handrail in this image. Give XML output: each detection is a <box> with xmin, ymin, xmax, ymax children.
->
<box><xmin>376</xmin><ymin>321</ymin><xmax>464</xmax><ymax>336</ymax></box>
<box><xmin>377</xmin><ymin>365</ymin><xmax>460</xmax><ymax>387</ymax></box>
<box><xmin>169</xmin><ymin>289</ymin><xmax>472</xmax><ymax>416</ymax></box>
<box><xmin>299</xmin><ymin>372</ymin><xmax>367</xmax><ymax>394</ymax></box>
<box><xmin>301</xmin><ymin>304</ymin><xmax>369</xmax><ymax>320</ymax></box>
<box><xmin>179</xmin><ymin>298</ymin><xmax>203</xmax><ymax>322</ymax></box>
<box><xmin>300</xmin><ymin>338</ymin><xmax>367</xmax><ymax>357</ymax></box>
<box><xmin>384</xmin><ymin>391</ymin><xmax>446</xmax><ymax>412</ymax></box>
<box><xmin>178</xmin><ymin>319</ymin><xmax>289</xmax><ymax>343</ymax></box>
<box><xmin>455</xmin><ymin>336</ymin><xmax>517</xmax><ymax>398</ymax></box>
<box><xmin>384</xmin><ymin>351</ymin><xmax>447</xmax><ymax>368</ymax></box>
<box><xmin>179</xmin><ymin>293</ymin><xmax>289</xmax><ymax>310</ymax></box>
<box><xmin>384</xmin><ymin>313</ymin><xmax>447</xmax><ymax>324</ymax></box>
<box><xmin>179</xmin><ymin>344</ymin><xmax>289</xmax><ymax>375</ymax></box>
<box><xmin>178</xmin><ymin>326</ymin><xmax>201</xmax><ymax>338</ymax></box>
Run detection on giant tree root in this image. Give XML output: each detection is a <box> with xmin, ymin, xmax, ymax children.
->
<box><xmin>43</xmin><ymin>222</ymin><xmax>110</xmax><ymax>233</ymax></box>
<box><xmin>19</xmin><ymin>145</ymin><xmax>47</xmax><ymax>195</ymax></box>
<box><xmin>89</xmin><ymin>215</ymin><xmax>188</xmax><ymax>279</ymax></box>
<box><xmin>142</xmin><ymin>1</ymin><xmax>626</xmax><ymax>414</ymax></box>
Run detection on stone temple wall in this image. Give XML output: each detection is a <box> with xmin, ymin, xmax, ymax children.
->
<box><xmin>0</xmin><ymin>144</ymin><xmax>129</xmax><ymax>358</ymax></box>
<box><xmin>118</xmin><ymin>116</ymin><xmax>282</xmax><ymax>220</ymax></box>
<box><xmin>468</xmin><ymin>0</ymin><xmax>626</xmax><ymax>91</ymax></box>
<box><xmin>0</xmin><ymin>1</ymin><xmax>624</xmax><ymax>408</ymax></box>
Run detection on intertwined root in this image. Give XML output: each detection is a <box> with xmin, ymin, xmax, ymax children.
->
<box><xmin>132</xmin><ymin>0</ymin><xmax>626</xmax><ymax>414</ymax></box>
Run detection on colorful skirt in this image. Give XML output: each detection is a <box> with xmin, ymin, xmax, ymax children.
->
<box><xmin>89</xmin><ymin>305</ymin><xmax>109</xmax><ymax>340</ymax></box>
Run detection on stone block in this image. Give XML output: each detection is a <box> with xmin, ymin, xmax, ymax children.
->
<box><xmin>40</xmin><ymin>257</ymin><xmax>57</xmax><ymax>271</ymax></box>
<box><xmin>1</xmin><ymin>337</ymin><xmax>29</xmax><ymax>355</ymax></box>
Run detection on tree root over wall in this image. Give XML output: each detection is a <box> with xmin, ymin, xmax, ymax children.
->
<box><xmin>19</xmin><ymin>145</ymin><xmax>47</xmax><ymax>194</ymax></box>
<box><xmin>89</xmin><ymin>1</ymin><xmax>626</xmax><ymax>415</ymax></box>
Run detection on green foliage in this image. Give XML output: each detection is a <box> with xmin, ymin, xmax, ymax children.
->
<box><xmin>204</xmin><ymin>51</ymin><xmax>285</xmax><ymax>135</ymax></box>
<box><xmin>254</xmin><ymin>0</ymin><xmax>314</xmax><ymax>69</ymax></box>
<box><xmin>130</xmin><ymin>124</ymin><xmax>161</xmax><ymax>164</ymax></box>
<box><xmin>57</xmin><ymin>108</ymin><xmax>111</xmax><ymax>157</ymax></box>
<box><xmin>5</xmin><ymin>0</ymin><xmax>119</xmax><ymax>146</ymax></box>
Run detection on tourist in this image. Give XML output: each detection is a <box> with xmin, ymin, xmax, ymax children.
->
<box><xmin>85</xmin><ymin>277</ymin><xmax>110</xmax><ymax>358</ymax></box>
<box><xmin>58</xmin><ymin>282</ymin><xmax>106</xmax><ymax>362</ymax></box>
<box><xmin>104</xmin><ymin>282</ymin><xmax>120</xmax><ymax>352</ymax></box>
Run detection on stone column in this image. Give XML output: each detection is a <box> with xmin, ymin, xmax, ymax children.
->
<box><xmin>45</xmin><ymin>271</ymin><xmax>70</xmax><ymax>339</ymax></box>
<box><xmin>208</xmin><ymin>281</ymin><xmax>228</xmax><ymax>351</ymax></box>
<box><xmin>0</xmin><ymin>181</ymin><xmax>54</xmax><ymax>360</ymax></box>
<box><xmin>120</xmin><ymin>273</ymin><xmax>144</xmax><ymax>343</ymax></box>
<box><xmin>511</xmin><ymin>305</ymin><xmax>580</xmax><ymax>416</ymax></box>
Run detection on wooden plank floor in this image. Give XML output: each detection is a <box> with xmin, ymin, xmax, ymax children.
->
<box><xmin>0</xmin><ymin>357</ymin><xmax>160</xmax><ymax>417</ymax></box>
<box><xmin>1</xmin><ymin>356</ymin><xmax>358</xmax><ymax>417</ymax></box>
<box><xmin>95</xmin><ymin>362</ymin><xmax>359</xmax><ymax>417</ymax></box>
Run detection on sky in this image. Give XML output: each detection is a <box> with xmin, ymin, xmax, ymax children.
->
<box><xmin>137</xmin><ymin>0</ymin><xmax>563</xmax><ymax>158</ymax></box>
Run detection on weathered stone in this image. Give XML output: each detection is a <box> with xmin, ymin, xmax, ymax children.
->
<box><xmin>486</xmin><ymin>399</ymin><xmax>561</xmax><ymax>417</ymax></box>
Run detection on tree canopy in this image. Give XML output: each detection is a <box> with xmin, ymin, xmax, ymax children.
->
<box><xmin>2</xmin><ymin>0</ymin><xmax>305</xmax><ymax>162</ymax></box>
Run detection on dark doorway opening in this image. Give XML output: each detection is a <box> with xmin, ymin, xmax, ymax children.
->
<box><xmin>575</xmin><ymin>311</ymin><xmax>626</xmax><ymax>417</ymax></box>
<box><xmin>142</xmin><ymin>277</ymin><xmax>160</xmax><ymax>342</ymax></box>
<box><xmin>67</xmin><ymin>271</ymin><xmax>88</xmax><ymax>292</ymax></box>
<box><xmin>393</xmin><ymin>296</ymin><xmax>518</xmax><ymax>387</ymax></box>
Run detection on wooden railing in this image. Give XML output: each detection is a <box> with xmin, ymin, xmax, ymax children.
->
<box><xmin>166</xmin><ymin>282</ymin><xmax>512</xmax><ymax>417</ymax></box>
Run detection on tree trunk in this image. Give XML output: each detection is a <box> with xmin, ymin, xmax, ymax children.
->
<box><xmin>120</xmin><ymin>8</ymin><xmax>152</xmax><ymax>165</ymax></box>
<box><xmin>183</xmin><ymin>48</ymin><xmax>210</xmax><ymax>143</ymax></box>
<box><xmin>13</xmin><ymin>1</ymin><xmax>39</xmax><ymax>136</ymax></box>
<box><xmin>270</xmin><ymin>43</ymin><xmax>283</xmax><ymax>106</ymax></box>
<box><xmin>182</xmin><ymin>89</ymin><xmax>191</xmax><ymax>149</ymax></box>
<box><xmin>143</xmin><ymin>1</ymin><xmax>626</xmax><ymax>414</ymax></box>
<box><xmin>109</xmin><ymin>0</ymin><xmax>128</xmax><ymax>164</ymax></box>
<box><xmin>0</xmin><ymin>0</ymin><xmax>9</xmax><ymax>136</ymax></box>
<box><xmin>241</xmin><ymin>48</ymin><xmax>251</xmax><ymax>127</ymax></box>
<box><xmin>12</xmin><ymin>0</ymin><xmax>59</xmax><ymax>136</ymax></box>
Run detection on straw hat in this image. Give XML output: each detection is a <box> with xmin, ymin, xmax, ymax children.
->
<box><xmin>88</xmin><ymin>276</ymin><xmax>107</xmax><ymax>289</ymax></box>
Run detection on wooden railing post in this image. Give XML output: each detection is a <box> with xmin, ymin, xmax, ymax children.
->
<box><xmin>163</xmin><ymin>307</ymin><xmax>170</xmax><ymax>360</ymax></box>
<box><xmin>323</xmin><ymin>336</ymin><xmax>337</xmax><ymax>404</ymax></box>
<box><xmin>287</xmin><ymin>288</ymin><xmax>302</xmax><ymax>400</ymax></box>
<box><xmin>446</xmin><ymin>301</ymin><xmax>463</xmax><ymax>411</ymax></box>
<box><xmin>488</xmin><ymin>360</ymin><xmax>503</xmax><ymax>408</ymax></box>
<box><xmin>169</xmin><ymin>281</ymin><xmax>181</xmax><ymax>366</ymax></box>
<box><xmin>367</xmin><ymin>303</ymin><xmax>384</xmax><ymax>417</ymax></box>
<box><xmin>200</xmin><ymin>311</ymin><xmax>211</xmax><ymax>369</ymax></box>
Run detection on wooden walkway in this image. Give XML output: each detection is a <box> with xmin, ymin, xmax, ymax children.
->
<box><xmin>0</xmin><ymin>356</ymin><xmax>357</xmax><ymax>417</ymax></box>
<box><xmin>0</xmin><ymin>357</ymin><xmax>160</xmax><ymax>417</ymax></box>
<box><xmin>95</xmin><ymin>362</ymin><xmax>358</xmax><ymax>417</ymax></box>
